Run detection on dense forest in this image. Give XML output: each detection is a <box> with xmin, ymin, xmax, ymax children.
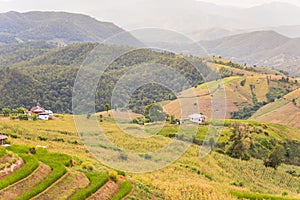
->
<box><xmin>0</xmin><ymin>42</ymin><xmax>214</xmax><ymax>114</ymax></box>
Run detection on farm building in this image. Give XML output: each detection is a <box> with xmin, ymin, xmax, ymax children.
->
<box><xmin>0</xmin><ymin>134</ymin><xmax>8</xmax><ymax>145</ymax></box>
<box><xmin>28</xmin><ymin>106</ymin><xmax>54</xmax><ymax>120</ymax></box>
<box><xmin>188</xmin><ymin>113</ymin><xmax>207</xmax><ymax>124</ymax></box>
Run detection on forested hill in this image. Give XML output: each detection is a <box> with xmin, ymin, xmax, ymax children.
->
<box><xmin>0</xmin><ymin>11</ymin><xmax>141</xmax><ymax>46</ymax></box>
<box><xmin>0</xmin><ymin>42</ymin><xmax>212</xmax><ymax>113</ymax></box>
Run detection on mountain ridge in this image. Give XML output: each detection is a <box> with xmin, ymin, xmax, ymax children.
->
<box><xmin>0</xmin><ymin>11</ymin><xmax>141</xmax><ymax>46</ymax></box>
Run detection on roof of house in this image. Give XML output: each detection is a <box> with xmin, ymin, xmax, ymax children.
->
<box><xmin>189</xmin><ymin>113</ymin><xmax>204</xmax><ymax>118</ymax></box>
<box><xmin>30</xmin><ymin>106</ymin><xmax>45</xmax><ymax>113</ymax></box>
<box><xmin>0</xmin><ymin>134</ymin><xmax>8</xmax><ymax>140</ymax></box>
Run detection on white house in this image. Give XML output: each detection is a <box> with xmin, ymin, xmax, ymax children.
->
<box><xmin>188</xmin><ymin>113</ymin><xmax>207</xmax><ymax>124</ymax></box>
<box><xmin>38</xmin><ymin>113</ymin><xmax>49</xmax><ymax>120</ymax></box>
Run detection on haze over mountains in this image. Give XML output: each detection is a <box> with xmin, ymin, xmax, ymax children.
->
<box><xmin>0</xmin><ymin>11</ymin><xmax>140</xmax><ymax>46</ymax></box>
<box><xmin>81</xmin><ymin>0</ymin><xmax>300</xmax><ymax>40</ymax></box>
<box><xmin>1</xmin><ymin>1</ymin><xmax>300</xmax><ymax>76</ymax></box>
<box><xmin>199</xmin><ymin>31</ymin><xmax>300</xmax><ymax>76</ymax></box>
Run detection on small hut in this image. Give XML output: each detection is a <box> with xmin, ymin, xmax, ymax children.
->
<box><xmin>0</xmin><ymin>134</ymin><xmax>8</xmax><ymax>145</ymax></box>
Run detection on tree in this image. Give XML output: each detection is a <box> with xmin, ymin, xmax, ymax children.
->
<box><xmin>264</xmin><ymin>145</ymin><xmax>285</xmax><ymax>169</ymax></box>
<box><xmin>2</xmin><ymin>108</ymin><xmax>10</xmax><ymax>117</ymax></box>
<box><xmin>144</xmin><ymin>104</ymin><xmax>166</xmax><ymax>122</ymax></box>
<box><xmin>105</xmin><ymin>103</ymin><xmax>110</xmax><ymax>114</ymax></box>
<box><xmin>226</xmin><ymin>123</ymin><xmax>251</xmax><ymax>160</ymax></box>
<box><xmin>17</xmin><ymin>107</ymin><xmax>27</xmax><ymax>114</ymax></box>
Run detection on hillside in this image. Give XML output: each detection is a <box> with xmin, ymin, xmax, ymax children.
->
<box><xmin>164</xmin><ymin>58</ymin><xmax>300</xmax><ymax>119</ymax></box>
<box><xmin>251</xmin><ymin>87</ymin><xmax>300</xmax><ymax>129</ymax></box>
<box><xmin>0</xmin><ymin>11</ymin><xmax>141</xmax><ymax>46</ymax></box>
<box><xmin>0</xmin><ymin>42</ymin><xmax>212</xmax><ymax>113</ymax></box>
<box><xmin>0</xmin><ymin>115</ymin><xmax>300</xmax><ymax>199</ymax></box>
<box><xmin>199</xmin><ymin>31</ymin><xmax>300</xmax><ymax>76</ymax></box>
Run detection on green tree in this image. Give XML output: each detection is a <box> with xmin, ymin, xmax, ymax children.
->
<box><xmin>144</xmin><ymin>104</ymin><xmax>166</xmax><ymax>122</ymax></box>
<box><xmin>105</xmin><ymin>103</ymin><xmax>110</xmax><ymax>114</ymax></box>
<box><xmin>264</xmin><ymin>145</ymin><xmax>285</xmax><ymax>169</ymax></box>
<box><xmin>17</xmin><ymin>107</ymin><xmax>27</xmax><ymax>114</ymax></box>
<box><xmin>2</xmin><ymin>108</ymin><xmax>10</xmax><ymax>117</ymax></box>
<box><xmin>226</xmin><ymin>123</ymin><xmax>251</xmax><ymax>160</ymax></box>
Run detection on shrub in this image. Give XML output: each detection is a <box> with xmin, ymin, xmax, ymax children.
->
<box><xmin>230</xmin><ymin>181</ymin><xmax>244</xmax><ymax>187</ymax></box>
<box><xmin>282</xmin><ymin>191</ymin><xmax>288</xmax><ymax>196</ymax></box>
<box><xmin>109</xmin><ymin>171</ymin><xmax>119</xmax><ymax>182</ymax></box>
<box><xmin>29</xmin><ymin>147</ymin><xmax>36</xmax><ymax>154</ymax></box>
<box><xmin>38</xmin><ymin>136</ymin><xmax>48</xmax><ymax>141</ymax></box>
<box><xmin>52</xmin><ymin>138</ymin><xmax>65</xmax><ymax>142</ymax></box>
<box><xmin>81</xmin><ymin>161</ymin><xmax>94</xmax><ymax>171</ymax></box>
<box><xmin>19</xmin><ymin>114</ymin><xmax>29</xmax><ymax>120</ymax></box>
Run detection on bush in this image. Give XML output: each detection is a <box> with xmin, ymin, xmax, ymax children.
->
<box><xmin>109</xmin><ymin>171</ymin><xmax>119</xmax><ymax>182</ymax></box>
<box><xmin>230</xmin><ymin>180</ymin><xmax>244</xmax><ymax>187</ymax></box>
<box><xmin>112</xmin><ymin>180</ymin><xmax>133</xmax><ymax>200</ymax></box>
<box><xmin>29</xmin><ymin>147</ymin><xmax>36</xmax><ymax>154</ymax></box>
<box><xmin>282</xmin><ymin>191</ymin><xmax>288</xmax><ymax>196</ymax></box>
<box><xmin>81</xmin><ymin>161</ymin><xmax>94</xmax><ymax>171</ymax></box>
<box><xmin>52</xmin><ymin>138</ymin><xmax>65</xmax><ymax>142</ymax></box>
<box><xmin>38</xmin><ymin>136</ymin><xmax>48</xmax><ymax>141</ymax></box>
<box><xmin>19</xmin><ymin>114</ymin><xmax>29</xmax><ymax>120</ymax></box>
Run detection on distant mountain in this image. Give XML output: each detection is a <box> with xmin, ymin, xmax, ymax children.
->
<box><xmin>198</xmin><ymin>31</ymin><xmax>300</xmax><ymax>76</ymax></box>
<box><xmin>0</xmin><ymin>11</ymin><xmax>141</xmax><ymax>46</ymax></box>
<box><xmin>91</xmin><ymin>0</ymin><xmax>300</xmax><ymax>39</ymax></box>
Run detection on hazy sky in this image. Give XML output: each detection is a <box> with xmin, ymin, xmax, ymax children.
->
<box><xmin>200</xmin><ymin>0</ymin><xmax>300</xmax><ymax>7</ymax></box>
<box><xmin>1</xmin><ymin>0</ymin><xmax>300</xmax><ymax>30</ymax></box>
<box><xmin>0</xmin><ymin>0</ymin><xmax>300</xmax><ymax>13</ymax></box>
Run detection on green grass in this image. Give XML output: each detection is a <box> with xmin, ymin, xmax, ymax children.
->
<box><xmin>69</xmin><ymin>171</ymin><xmax>109</xmax><ymax>200</ymax></box>
<box><xmin>0</xmin><ymin>146</ymin><xmax>39</xmax><ymax>190</ymax></box>
<box><xmin>112</xmin><ymin>180</ymin><xmax>133</xmax><ymax>200</ymax></box>
<box><xmin>230</xmin><ymin>191</ymin><xmax>300</xmax><ymax>200</ymax></box>
<box><xmin>0</xmin><ymin>146</ymin><xmax>6</xmax><ymax>157</ymax></box>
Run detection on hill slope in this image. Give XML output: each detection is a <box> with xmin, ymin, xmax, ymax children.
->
<box><xmin>164</xmin><ymin>58</ymin><xmax>299</xmax><ymax>119</ymax></box>
<box><xmin>251</xmin><ymin>88</ymin><xmax>300</xmax><ymax>129</ymax></box>
<box><xmin>0</xmin><ymin>11</ymin><xmax>141</xmax><ymax>46</ymax></box>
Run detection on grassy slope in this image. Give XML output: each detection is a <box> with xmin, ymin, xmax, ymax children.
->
<box><xmin>252</xmin><ymin>88</ymin><xmax>300</xmax><ymax>129</ymax></box>
<box><xmin>1</xmin><ymin>115</ymin><xmax>300</xmax><ymax>199</ymax></box>
<box><xmin>164</xmin><ymin>75</ymin><xmax>271</xmax><ymax>119</ymax></box>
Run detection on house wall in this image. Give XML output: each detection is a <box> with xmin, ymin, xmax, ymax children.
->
<box><xmin>38</xmin><ymin>115</ymin><xmax>49</xmax><ymax>120</ymax></box>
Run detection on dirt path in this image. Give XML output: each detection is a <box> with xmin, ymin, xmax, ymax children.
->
<box><xmin>88</xmin><ymin>176</ymin><xmax>126</xmax><ymax>200</ymax></box>
<box><xmin>0</xmin><ymin>162</ymin><xmax>51</xmax><ymax>199</ymax></box>
<box><xmin>32</xmin><ymin>169</ymin><xmax>89</xmax><ymax>200</ymax></box>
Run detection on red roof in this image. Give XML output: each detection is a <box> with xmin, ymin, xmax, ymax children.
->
<box><xmin>0</xmin><ymin>134</ymin><xmax>8</xmax><ymax>140</ymax></box>
<box><xmin>30</xmin><ymin>106</ymin><xmax>45</xmax><ymax>113</ymax></box>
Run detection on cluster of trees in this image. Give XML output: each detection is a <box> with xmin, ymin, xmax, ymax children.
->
<box><xmin>0</xmin><ymin>42</ymin><xmax>214</xmax><ymax>114</ymax></box>
<box><xmin>224</xmin><ymin>122</ymin><xmax>288</xmax><ymax>169</ymax></box>
<box><xmin>1</xmin><ymin>107</ymin><xmax>37</xmax><ymax>120</ymax></box>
